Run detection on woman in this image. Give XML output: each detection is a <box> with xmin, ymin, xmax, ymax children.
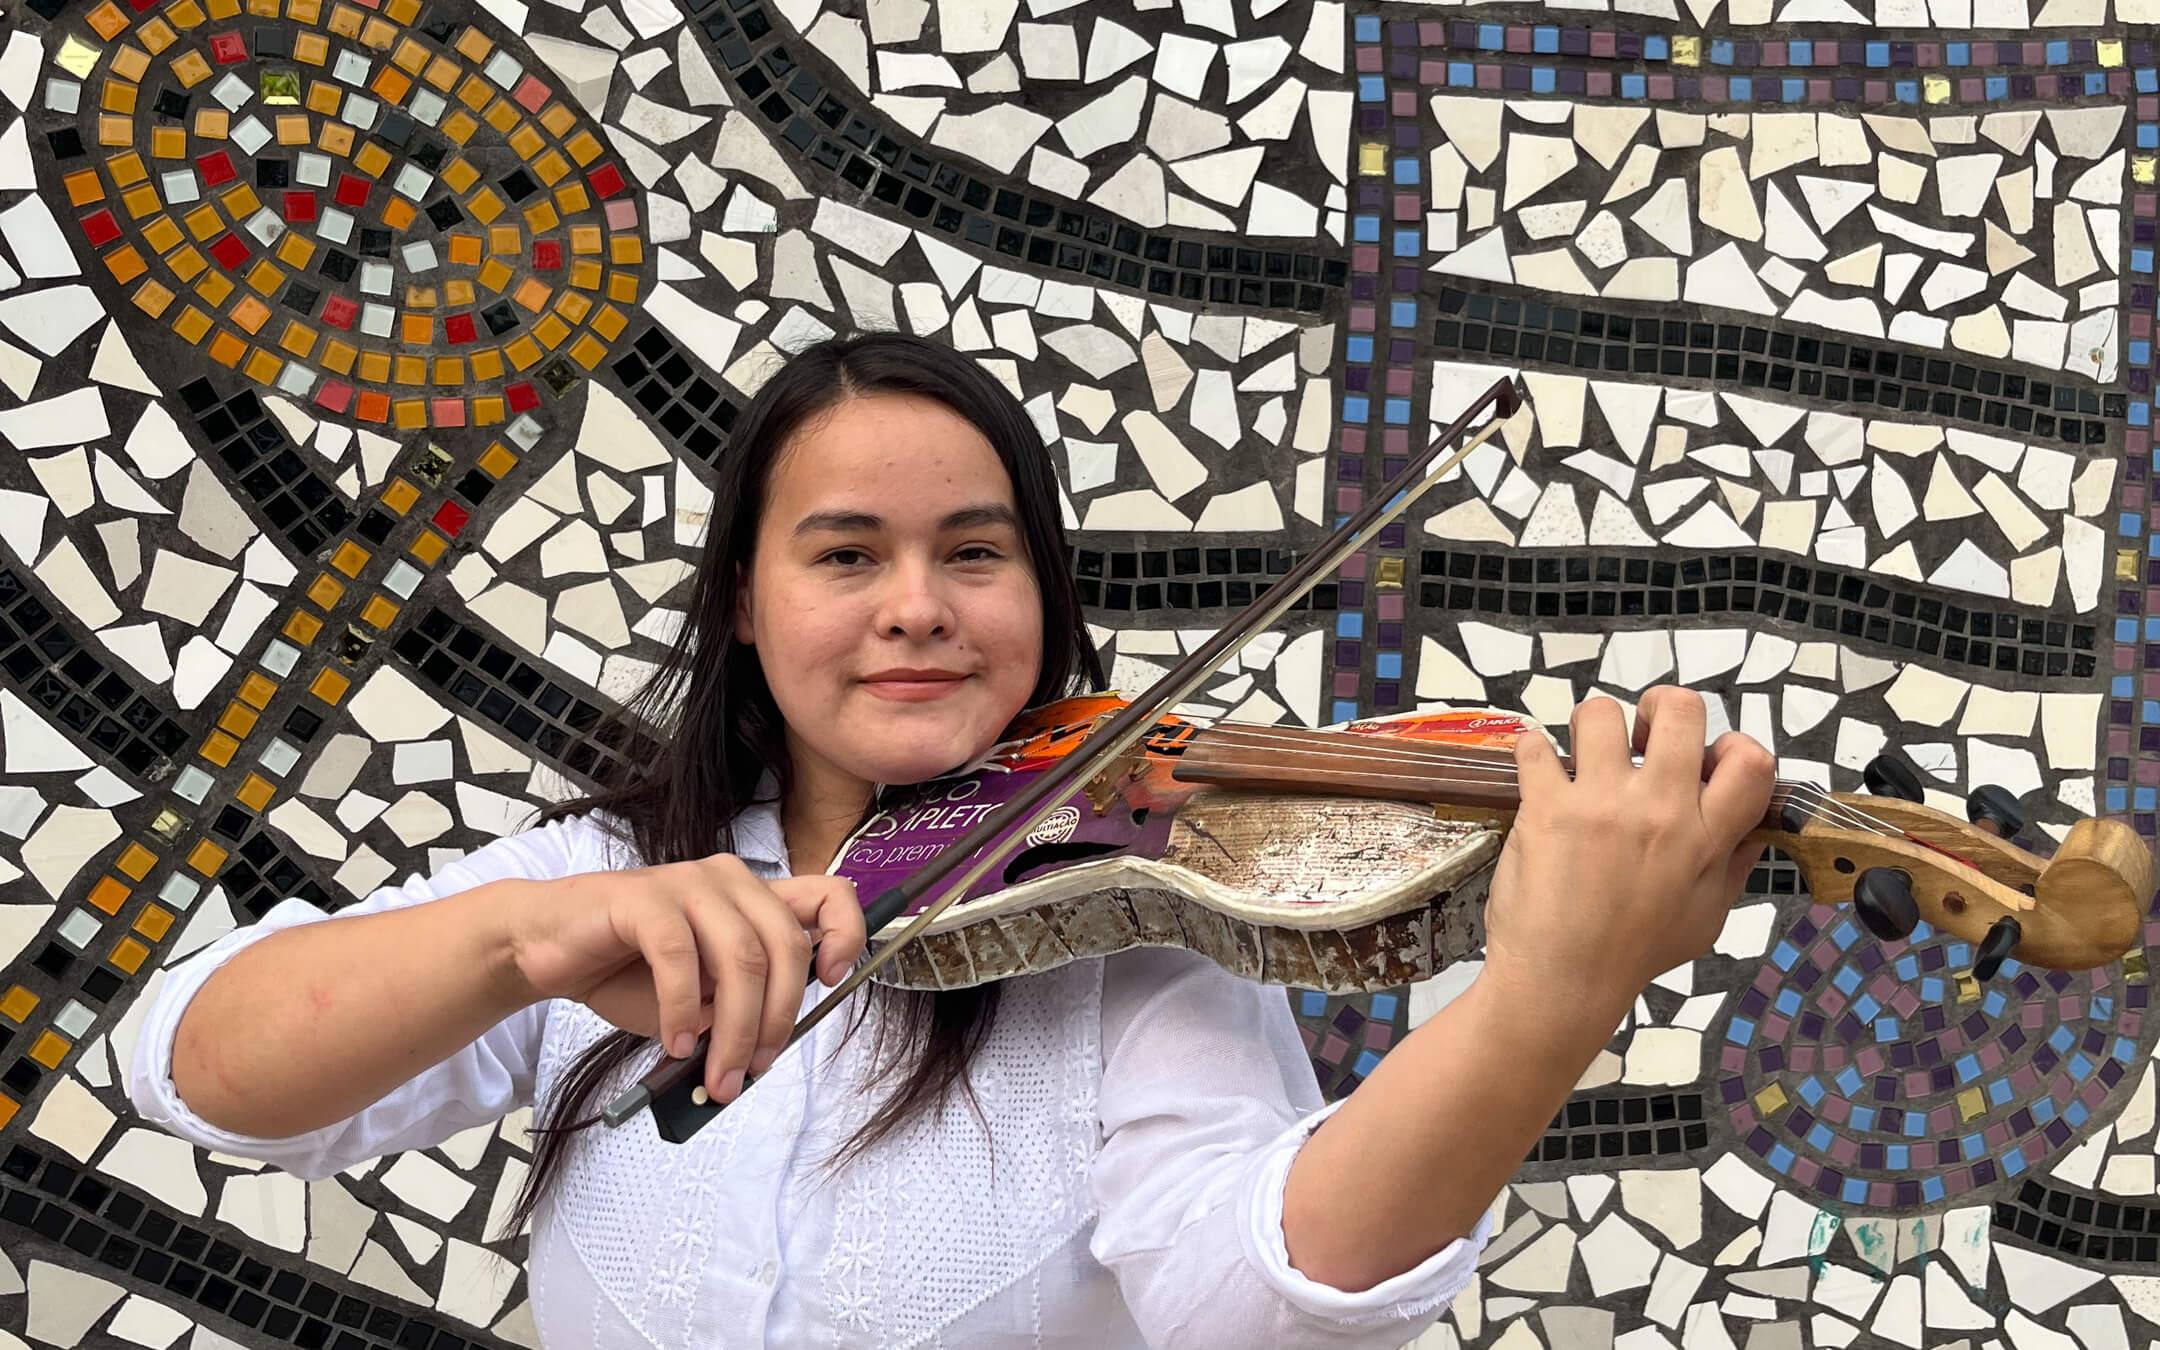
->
<box><xmin>126</xmin><ymin>332</ymin><xmax>1774</xmax><ymax>1347</ymax></box>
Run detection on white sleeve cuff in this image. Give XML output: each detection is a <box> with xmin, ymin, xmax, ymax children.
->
<box><xmin>1239</xmin><ymin>1097</ymin><xmax>1495</xmax><ymax>1323</ymax></box>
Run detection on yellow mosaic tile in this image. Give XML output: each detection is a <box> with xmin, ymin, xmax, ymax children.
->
<box><xmin>283</xmin><ymin>610</ymin><xmax>322</xmax><ymax>644</ymax></box>
<box><xmin>200</xmin><ymin>730</ymin><xmax>240</xmax><ymax>767</ymax></box>
<box><xmin>118</xmin><ymin>843</ymin><xmax>158</xmax><ymax>881</ymax></box>
<box><xmin>318</xmin><ymin>122</ymin><xmax>356</xmax><ymax>156</ymax></box>
<box><xmin>539</xmin><ymin>103</ymin><xmax>576</xmax><ymax>137</ymax></box>
<box><xmin>393</xmin><ymin>354</ymin><xmax>428</xmax><ymax>385</ymax></box>
<box><xmin>110</xmin><ymin>939</ymin><xmax>150</xmax><ymax>977</ymax></box>
<box><xmin>294</xmin><ymin>31</ymin><xmax>330</xmax><ymax>64</ymax></box>
<box><xmin>565</xmin><ymin>130</ymin><xmax>601</xmax><ymax>165</ymax></box>
<box><xmin>236</xmin><ymin>774</ymin><xmax>275</xmax><ymax>812</ymax></box>
<box><xmin>131</xmin><ymin>280</ymin><xmax>174</xmax><ymax>317</ymax></box>
<box><xmin>111</xmin><ymin>45</ymin><xmax>152</xmax><ymax>82</ymax></box>
<box><xmin>172</xmin><ymin>307</ymin><xmax>213</xmax><ymax>343</ymax></box>
<box><xmin>531</xmin><ymin>149</ymin><xmax>568</xmax><ymax>186</ymax></box>
<box><xmin>217</xmin><ymin>700</ymin><xmax>259</xmax><ymax>737</ymax></box>
<box><xmin>88</xmin><ymin>877</ymin><xmax>131</xmax><ymax>916</ymax></box>
<box><xmin>310</xmin><ymin>667</ymin><xmax>352</xmax><ymax>704</ymax></box>
<box><xmin>606</xmin><ymin>272</ymin><xmax>639</xmax><ymax>304</ymax></box>
<box><xmin>101</xmin><ymin>80</ymin><xmax>140</xmax><ymax>115</ymax></box>
<box><xmin>0</xmin><ymin>988</ymin><xmax>37</xmax><ymax>1023</ymax></box>
<box><xmin>194</xmin><ymin>108</ymin><xmax>230</xmax><ymax>138</ymax></box>
<box><xmin>468</xmin><ymin>348</ymin><xmax>503</xmax><ymax>381</ymax></box>
<box><xmin>238</xmin><ymin>671</ymin><xmax>277</xmax><ymax>709</ymax></box>
<box><xmin>307</xmin><ymin>573</ymin><xmax>345</xmax><ymax>609</ymax></box>
<box><xmin>139</xmin><ymin>18</ymin><xmax>178</xmax><ymax>52</ymax></box>
<box><xmin>410</xmin><ymin>530</ymin><xmax>448</xmax><ymax>565</ymax></box>
<box><xmin>353</xmin><ymin>141</ymin><xmax>392</xmax><ymax>178</ymax></box>
<box><xmin>361</xmin><ymin>595</ymin><xmax>400</xmax><ymax>629</ymax></box>
<box><xmin>30</xmin><ymin>1032</ymin><xmax>69</xmax><ymax>1071</ymax></box>
<box><xmin>431</xmin><ymin>356</ymin><xmax>463</xmax><ymax>384</ymax></box>
<box><xmin>477</xmin><ymin>444</ymin><xmax>518</xmax><ymax>479</ymax></box>
<box><xmin>331</xmin><ymin>540</ymin><xmax>371</xmax><ymax>577</ymax></box>
<box><xmin>133</xmin><ymin>905</ymin><xmax>175</xmax><ymax>943</ymax></box>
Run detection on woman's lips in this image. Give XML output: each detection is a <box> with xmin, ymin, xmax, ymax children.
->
<box><xmin>860</xmin><ymin>674</ymin><xmax>969</xmax><ymax>702</ymax></box>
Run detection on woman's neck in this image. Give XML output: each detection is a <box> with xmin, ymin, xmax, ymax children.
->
<box><xmin>779</xmin><ymin>736</ymin><xmax>877</xmax><ymax>875</ymax></box>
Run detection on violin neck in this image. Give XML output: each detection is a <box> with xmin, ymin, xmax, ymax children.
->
<box><xmin>1170</xmin><ymin>724</ymin><xmax>1794</xmax><ymax>831</ymax></box>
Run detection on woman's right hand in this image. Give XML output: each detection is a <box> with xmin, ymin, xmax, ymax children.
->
<box><xmin>504</xmin><ymin>855</ymin><xmax>867</xmax><ymax>1102</ymax></box>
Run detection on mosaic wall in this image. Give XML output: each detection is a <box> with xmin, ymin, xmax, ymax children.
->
<box><xmin>0</xmin><ymin>0</ymin><xmax>2156</xmax><ymax>1342</ymax></box>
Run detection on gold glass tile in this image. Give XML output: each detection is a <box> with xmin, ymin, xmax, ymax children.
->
<box><xmin>229</xmin><ymin>295</ymin><xmax>271</xmax><ymax>334</ymax></box>
<box><xmin>385</xmin><ymin>0</ymin><xmax>420</xmax><ymax>20</ymax></box>
<box><xmin>194</xmin><ymin>107</ymin><xmax>230</xmax><ymax>138</ymax></box>
<box><xmin>472</xmin><ymin>396</ymin><xmax>504</xmax><ymax>426</ymax></box>
<box><xmin>398</xmin><ymin>314</ymin><xmax>433</xmax><ymax>345</ymax></box>
<box><xmin>277</xmin><ymin>233</ymin><xmax>316</xmax><ymax>268</ymax></box>
<box><xmin>118</xmin><ymin>843</ymin><xmax>158</xmax><ymax>881</ymax></box>
<box><xmin>569</xmin><ymin>334</ymin><xmax>606</xmax><ymax>370</ymax></box>
<box><xmin>122</xmin><ymin>184</ymin><xmax>162</xmax><ymax>217</ymax></box>
<box><xmin>0</xmin><ymin>1100</ymin><xmax>17</xmax><ymax>1131</ymax></box>
<box><xmin>110</xmin><ymin>939</ymin><xmax>150</xmax><ymax>977</ymax></box>
<box><xmin>477</xmin><ymin>443</ymin><xmax>518</xmax><ymax>478</ymax></box>
<box><xmin>360</xmin><ymin>16</ymin><xmax>397</xmax><ymax>49</ymax></box>
<box><xmin>220</xmin><ymin>182</ymin><xmax>261</xmax><ymax>216</ymax></box>
<box><xmin>552</xmin><ymin>182</ymin><xmax>589</xmax><ymax>214</ymax></box>
<box><xmin>208</xmin><ymin>331</ymin><xmax>246</xmax><ymax>367</ymax></box>
<box><xmin>553</xmin><ymin>291</ymin><xmax>592</xmax><ymax>325</ymax></box>
<box><xmin>327</xmin><ymin>1</ymin><xmax>364</xmax><ymax>36</ymax></box>
<box><xmin>172</xmin><ymin>306</ymin><xmax>212</xmax><ymax>343</ymax></box>
<box><xmin>485</xmin><ymin>224</ymin><xmax>520</xmax><ymax>255</ymax></box>
<box><xmin>166</xmin><ymin>0</ymin><xmax>207</xmax><ymax>27</ymax></box>
<box><xmin>402</xmin><ymin>283</ymin><xmax>436</xmax><ymax>308</ymax></box>
<box><xmin>409</xmin><ymin>530</ymin><xmax>447</xmax><ymax>565</ymax></box>
<box><xmin>197</xmin><ymin>270</ymin><xmax>234</xmax><ymax>306</ymax></box>
<box><xmin>0</xmin><ymin>988</ymin><xmax>37</xmax><ymax>1023</ymax></box>
<box><xmin>247</xmin><ymin>0</ymin><xmax>278</xmax><ymax>14</ymax></box>
<box><xmin>424</xmin><ymin>55</ymin><xmax>461</xmax><ymax>91</ymax></box>
<box><xmin>455</xmin><ymin>26</ymin><xmax>493</xmax><ymax>60</ymax></box>
<box><xmin>539</xmin><ymin>103</ymin><xmax>576</xmax><ymax>137</ymax></box>
<box><xmin>88</xmin><ymin>876</ymin><xmax>131</xmax><ymax>916</ymax></box>
<box><xmin>184</xmin><ymin>202</ymin><xmax>222</xmax><ymax>239</ymax></box>
<box><xmin>331</xmin><ymin>540</ymin><xmax>370</xmax><ymax>576</ymax></box>
<box><xmin>283</xmin><ymin>609</ymin><xmax>321</xmax><ymax>643</ymax></box>
<box><xmin>468</xmin><ymin>347</ymin><xmax>503</xmax><ymax>381</ymax></box>
<box><xmin>531</xmin><ymin>148</ymin><xmax>568</xmax><ymax>186</ymax></box>
<box><xmin>188</xmin><ymin>839</ymin><xmax>229</xmax><ymax>875</ymax></box>
<box><xmin>289</xmin><ymin>0</ymin><xmax>323</xmax><ymax>19</ymax></box>
<box><xmin>569</xmin><ymin>223</ymin><xmax>602</xmax><ymax>255</ymax></box>
<box><xmin>442</xmin><ymin>109</ymin><xmax>479</xmax><ymax>144</ymax></box>
<box><xmin>199</xmin><ymin>730</ymin><xmax>239</xmax><ymax>766</ymax></box>
<box><xmin>440</xmin><ymin>157</ymin><xmax>480</xmax><ymax>193</ymax></box>
<box><xmin>381</xmin><ymin>197</ymin><xmax>418</xmax><ymax>232</ymax></box>
<box><xmin>131</xmin><ymin>280</ymin><xmax>174</xmax><ymax>316</ymax></box>
<box><xmin>87</xmin><ymin>0</ymin><xmax>131</xmax><ymax>35</ymax></box>
<box><xmin>605</xmin><ymin>271</ymin><xmax>639</xmax><ymax>304</ymax></box>
<box><xmin>392</xmin><ymin>353</ymin><xmax>427</xmax><ymax>385</ymax></box>
<box><xmin>444</xmin><ymin>279</ymin><xmax>475</xmax><ymax>306</ymax></box>
<box><xmin>361</xmin><ymin>595</ymin><xmax>399</xmax><ymax>629</ymax></box>
<box><xmin>521</xmin><ymin>201</ymin><xmax>559</xmax><ymax>234</ymax></box>
<box><xmin>246</xmin><ymin>258</ymin><xmax>284</xmax><ymax>294</ymax></box>
<box><xmin>476</xmin><ymin>257</ymin><xmax>512</xmax><ymax>292</ymax></box>
<box><xmin>278</xmin><ymin>111</ymin><xmax>313</xmax><ymax>142</ymax></box>
<box><xmin>319</xmin><ymin>337</ymin><xmax>357</xmax><ymax>375</ymax></box>
<box><xmin>108</xmin><ymin>150</ymin><xmax>149</xmax><ymax>186</ymax></box>
<box><xmin>139</xmin><ymin>18</ymin><xmax>178</xmax><ymax>52</ymax></box>
<box><xmin>242</xmin><ymin>348</ymin><xmax>282</xmax><ymax>385</ymax></box>
<box><xmin>310</xmin><ymin>667</ymin><xmax>351</xmax><ymax>705</ymax></box>
<box><xmin>111</xmin><ymin>44</ymin><xmax>152</xmax><ymax>82</ymax></box>
<box><xmin>393</xmin><ymin>399</ymin><xmax>427</xmax><ymax>430</ymax></box>
<box><xmin>99</xmin><ymin>117</ymin><xmax>136</xmax><ymax>149</ymax></box>
<box><xmin>565</xmin><ymin>129</ymin><xmax>601</xmax><ymax>165</ymax></box>
<box><xmin>512</xmin><ymin>277</ymin><xmax>551</xmax><ymax>312</ymax></box>
<box><xmin>392</xmin><ymin>36</ymin><xmax>429</xmax><ymax>72</ymax></box>
<box><xmin>357</xmin><ymin>350</ymin><xmax>392</xmax><ymax>383</ymax></box>
<box><xmin>294</xmin><ymin>31</ymin><xmax>330</xmax><ymax>65</ymax></box>
<box><xmin>278</xmin><ymin>321</ymin><xmax>317</xmax><ymax>358</ymax></box>
<box><xmin>381</xmin><ymin>478</ymin><xmax>420</xmax><ymax>514</ymax></box>
<box><xmin>447</xmin><ymin>232</ymin><xmax>482</xmax><ymax>266</ymax></box>
<box><xmin>133</xmin><ymin>905</ymin><xmax>174</xmax><ymax>942</ymax></box>
<box><xmin>503</xmin><ymin>335</ymin><xmax>541</xmax><ymax>369</ymax></box>
<box><xmin>532</xmin><ymin>314</ymin><xmax>569</xmax><ymax>349</ymax></box>
<box><xmin>62</xmin><ymin>169</ymin><xmax>106</xmax><ymax>206</ymax></box>
<box><xmin>507</xmin><ymin>123</ymin><xmax>543</xmax><ymax>160</ymax></box>
<box><xmin>206</xmin><ymin>0</ymin><xmax>241</xmax><ymax>17</ymax></box>
<box><xmin>306</xmin><ymin>572</ymin><xmax>345</xmax><ymax>609</ymax></box>
<box><xmin>608</xmin><ymin>236</ymin><xmax>643</xmax><ymax>266</ymax></box>
<box><xmin>317</xmin><ymin>121</ymin><xmax>355</xmax><ymax>156</ymax></box>
<box><xmin>352</xmin><ymin>141</ymin><xmax>392</xmax><ymax>178</ymax></box>
<box><xmin>483</xmin><ymin>99</ymin><xmax>519</xmax><ymax>133</ymax></box>
<box><xmin>431</xmin><ymin>356</ymin><xmax>463</xmax><ymax>384</ymax></box>
<box><xmin>235</xmin><ymin>774</ymin><xmax>275</xmax><ymax>811</ymax></box>
<box><xmin>170</xmin><ymin>49</ymin><xmax>212</xmax><ymax>87</ymax></box>
<box><xmin>30</xmin><ymin>1032</ymin><xmax>69</xmax><ymax>1071</ymax></box>
<box><xmin>217</xmin><ymin>701</ymin><xmax>259</xmax><ymax>736</ymax></box>
<box><xmin>567</xmin><ymin>259</ymin><xmax>602</xmax><ymax>291</ymax></box>
<box><xmin>102</xmin><ymin>80</ymin><xmax>140</xmax><ymax>115</ymax></box>
<box><xmin>371</xmin><ymin>67</ymin><xmax>412</xmax><ymax>104</ymax></box>
<box><xmin>591</xmin><ymin>304</ymin><xmax>626</xmax><ymax>341</ymax></box>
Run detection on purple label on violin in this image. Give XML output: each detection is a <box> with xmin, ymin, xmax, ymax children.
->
<box><xmin>833</xmin><ymin>765</ymin><xmax>1161</xmax><ymax>919</ymax></box>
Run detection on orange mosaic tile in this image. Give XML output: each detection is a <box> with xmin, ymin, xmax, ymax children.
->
<box><xmin>310</xmin><ymin>668</ymin><xmax>351</xmax><ymax>704</ymax></box>
<box><xmin>235</xmin><ymin>774</ymin><xmax>276</xmax><ymax>812</ymax></box>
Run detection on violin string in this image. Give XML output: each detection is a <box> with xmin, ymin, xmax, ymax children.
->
<box><xmin>1171</xmin><ymin>722</ymin><xmax>1904</xmax><ymax>838</ymax></box>
<box><xmin>1149</xmin><ymin>752</ymin><xmax>1872</xmax><ymax>830</ymax></box>
<box><xmin>1181</xmin><ymin>722</ymin><xmax>1902</xmax><ymax>838</ymax></box>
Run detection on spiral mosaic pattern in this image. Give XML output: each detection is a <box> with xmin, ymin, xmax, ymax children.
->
<box><xmin>48</xmin><ymin>0</ymin><xmax>647</xmax><ymax>430</ymax></box>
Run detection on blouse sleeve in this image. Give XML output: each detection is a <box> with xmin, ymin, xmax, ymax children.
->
<box><xmin>1087</xmin><ymin>946</ymin><xmax>1491</xmax><ymax>1350</ymax></box>
<box><xmin>122</xmin><ymin>813</ymin><xmax>604</xmax><ymax>1181</ymax></box>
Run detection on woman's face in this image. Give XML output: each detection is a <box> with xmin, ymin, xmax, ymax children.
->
<box><xmin>737</xmin><ymin>391</ymin><xmax>1046</xmax><ymax>796</ymax></box>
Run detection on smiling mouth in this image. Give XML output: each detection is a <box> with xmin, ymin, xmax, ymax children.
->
<box><xmin>860</xmin><ymin>672</ymin><xmax>970</xmax><ymax>701</ymax></box>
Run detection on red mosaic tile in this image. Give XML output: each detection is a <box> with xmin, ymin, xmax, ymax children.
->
<box><xmin>283</xmin><ymin>190</ymin><xmax>316</xmax><ymax>222</ymax></box>
<box><xmin>321</xmin><ymin>294</ymin><xmax>358</xmax><ymax>329</ymax></box>
<box><xmin>207</xmin><ymin>233</ymin><xmax>249</xmax><ymax>270</ymax></box>
<box><xmin>444</xmin><ymin>312</ymin><xmax>476</xmax><ymax>344</ymax></box>
<box><xmin>197</xmin><ymin>151</ymin><xmax>237</xmax><ymax>186</ymax></box>
<box><xmin>209</xmin><ymin>32</ymin><xmax>247</xmax><ymax>64</ymax></box>
<box><xmin>587</xmin><ymin>163</ymin><xmax>625</xmax><ymax>199</ymax></box>
<box><xmin>335</xmin><ymin>173</ymin><xmax>372</xmax><ymax>207</ymax></box>
<box><xmin>532</xmin><ymin>239</ymin><xmax>562</xmax><ymax>270</ymax></box>
<box><xmin>81</xmin><ymin>209</ymin><xmax>121</xmax><ymax>246</ymax></box>
<box><xmin>506</xmin><ymin>381</ymin><xmax>540</xmax><ymax>412</ymax></box>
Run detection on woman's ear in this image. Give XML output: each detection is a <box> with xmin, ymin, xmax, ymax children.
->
<box><xmin>732</xmin><ymin>563</ymin><xmax>755</xmax><ymax>645</ymax></box>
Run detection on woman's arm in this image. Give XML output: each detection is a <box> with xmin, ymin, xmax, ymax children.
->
<box><xmin>168</xmin><ymin>874</ymin><xmax>540</xmax><ymax>1139</ymax></box>
<box><xmin>1280</xmin><ymin>687</ymin><xmax>1773</xmax><ymax>1290</ymax></box>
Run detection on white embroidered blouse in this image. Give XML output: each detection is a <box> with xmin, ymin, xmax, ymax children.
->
<box><xmin>125</xmin><ymin>798</ymin><xmax>1489</xmax><ymax>1349</ymax></box>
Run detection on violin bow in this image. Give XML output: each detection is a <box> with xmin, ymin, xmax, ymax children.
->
<box><xmin>609</xmin><ymin>376</ymin><xmax>1526</xmax><ymax>1141</ymax></box>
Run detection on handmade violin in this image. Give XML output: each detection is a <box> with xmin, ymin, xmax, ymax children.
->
<box><xmin>606</xmin><ymin>376</ymin><xmax>2150</xmax><ymax>1144</ymax></box>
<box><xmin>826</xmin><ymin>695</ymin><xmax>2149</xmax><ymax>998</ymax></box>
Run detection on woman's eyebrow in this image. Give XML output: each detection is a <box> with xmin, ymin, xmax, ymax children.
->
<box><xmin>792</xmin><ymin>503</ymin><xmax>1018</xmax><ymax>537</ymax></box>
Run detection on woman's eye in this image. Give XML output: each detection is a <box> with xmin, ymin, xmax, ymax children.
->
<box><xmin>821</xmin><ymin>548</ymin><xmax>871</xmax><ymax>567</ymax></box>
<box><xmin>954</xmin><ymin>546</ymin><xmax>1004</xmax><ymax>563</ymax></box>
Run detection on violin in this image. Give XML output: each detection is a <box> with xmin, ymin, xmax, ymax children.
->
<box><xmin>832</xmin><ymin>693</ymin><xmax>2149</xmax><ymax>997</ymax></box>
<box><xmin>607</xmin><ymin>378</ymin><xmax>2150</xmax><ymax>1144</ymax></box>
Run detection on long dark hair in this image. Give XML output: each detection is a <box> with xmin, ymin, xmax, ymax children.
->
<box><xmin>498</xmin><ymin>332</ymin><xmax>1104</xmax><ymax>1237</ymax></box>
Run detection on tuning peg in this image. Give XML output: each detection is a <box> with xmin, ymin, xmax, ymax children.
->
<box><xmin>1965</xmin><ymin>784</ymin><xmax>2026</xmax><ymax>840</ymax></box>
<box><xmin>1852</xmin><ymin>868</ymin><xmax>1919</xmax><ymax>942</ymax></box>
<box><xmin>1863</xmin><ymin>753</ymin><xmax>1926</xmax><ymax>803</ymax></box>
<box><xmin>1973</xmin><ymin>916</ymin><xmax>2022</xmax><ymax>981</ymax></box>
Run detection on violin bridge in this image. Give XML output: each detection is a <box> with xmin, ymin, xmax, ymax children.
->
<box><xmin>1084</xmin><ymin>750</ymin><xmax>1145</xmax><ymax>814</ymax></box>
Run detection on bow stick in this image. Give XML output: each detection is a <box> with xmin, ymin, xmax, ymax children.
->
<box><xmin>610</xmin><ymin>375</ymin><xmax>1525</xmax><ymax>1142</ymax></box>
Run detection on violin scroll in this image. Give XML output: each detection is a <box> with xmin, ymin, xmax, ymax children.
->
<box><xmin>1767</xmin><ymin>793</ymin><xmax>2149</xmax><ymax>976</ymax></box>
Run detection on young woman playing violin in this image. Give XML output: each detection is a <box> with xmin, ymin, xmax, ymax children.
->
<box><xmin>127</xmin><ymin>332</ymin><xmax>1777</xmax><ymax>1348</ymax></box>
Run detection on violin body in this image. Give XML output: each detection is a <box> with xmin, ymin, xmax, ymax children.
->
<box><xmin>833</xmin><ymin>693</ymin><xmax>2153</xmax><ymax>996</ymax></box>
<box><xmin>834</xmin><ymin>695</ymin><xmax>1530</xmax><ymax>993</ymax></box>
